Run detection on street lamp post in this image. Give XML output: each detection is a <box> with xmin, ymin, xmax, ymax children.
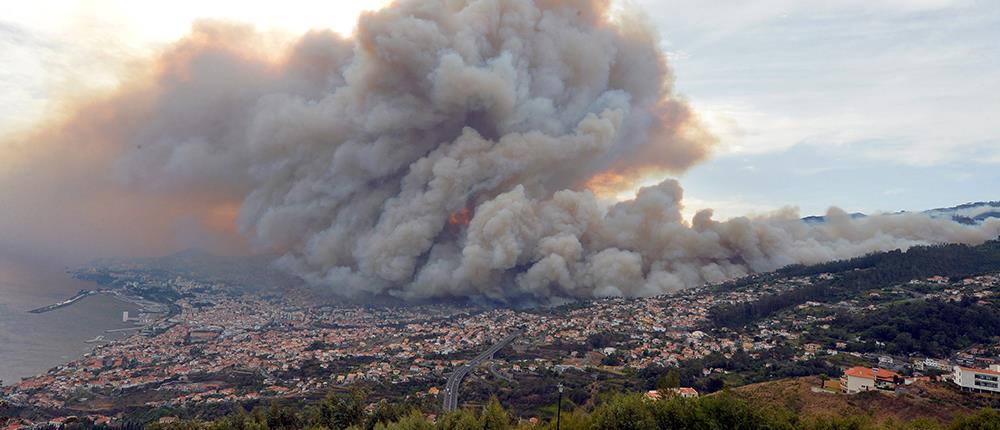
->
<box><xmin>556</xmin><ymin>383</ymin><xmax>564</xmax><ymax>430</ymax></box>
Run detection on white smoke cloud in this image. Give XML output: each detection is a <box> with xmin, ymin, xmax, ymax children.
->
<box><xmin>2</xmin><ymin>0</ymin><xmax>997</xmax><ymax>302</ymax></box>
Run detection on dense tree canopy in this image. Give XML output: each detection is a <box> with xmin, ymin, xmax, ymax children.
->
<box><xmin>836</xmin><ymin>299</ymin><xmax>1000</xmax><ymax>356</ymax></box>
<box><xmin>711</xmin><ymin>240</ymin><xmax>1000</xmax><ymax>328</ymax></box>
<box><xmin>139</xmin><ymin>389</ymin><xmax>1000</xmax><ymax>430</ymax></box>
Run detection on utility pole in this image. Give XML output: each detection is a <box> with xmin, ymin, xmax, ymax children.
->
<box><xmin>556</xmin><ymin>383</ymin><xmax>564</xmax><ymax>430</ymax></box>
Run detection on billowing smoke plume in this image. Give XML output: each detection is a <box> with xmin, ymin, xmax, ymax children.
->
<box><xmin>2</xmin><ymin>0</ymin><xmax>998</xmax><ymax>302</ymax></box>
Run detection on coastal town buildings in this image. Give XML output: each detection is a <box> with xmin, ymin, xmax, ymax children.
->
<box><xmin>2</xmin><ymin>265</ymin><xmax>997</xmax><ymax>416</ymax></box>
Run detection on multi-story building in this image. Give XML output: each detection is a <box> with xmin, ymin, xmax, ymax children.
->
<box><xmin>952</xmin><ymin>365</ymin><xmax>1000</xmax><ymax>393</ymax></box>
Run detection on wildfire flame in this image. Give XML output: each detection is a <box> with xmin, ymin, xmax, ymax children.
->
<box><xmin>448</xmin><ymin>206</ymin><xmax>472</xmax><ymax>226</ymax></box>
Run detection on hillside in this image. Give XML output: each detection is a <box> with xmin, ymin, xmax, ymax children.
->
<box><xmin>730</xmin><ymin>377</ymin><xmax>1000</xmax><ymax>424</ymax></box>
<box><xmin>125</xmin><ymin>381</ymin><xmax>1000</xmax><ymax>430</ymax></box>
<box><xmin>801</xmin><ymin>201</ymin><xmax>1000</xmax><ymax>225</ymax></box>
<box><xmin>710</xmin><ymin>239</ymin><xmax>1000</xmax><ymax>329</ymax></box>
<box><xmin>77</xmin><ymin>249</ymin><xmax>304</xmax><ymax>291</ymax></box>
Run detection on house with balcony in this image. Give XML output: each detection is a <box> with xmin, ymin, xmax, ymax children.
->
<box><xmin>952</xmin><ymin>365</ymin><xmax>1000</xmax><ymax>393</ymax></box>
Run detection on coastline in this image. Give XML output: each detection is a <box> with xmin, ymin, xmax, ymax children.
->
<box><xmin>0</xmin><ymin>258</ymin><xmax>145</xmax><ymax>387</ymax></box>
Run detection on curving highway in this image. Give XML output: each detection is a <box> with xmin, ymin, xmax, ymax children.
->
<box><xmin>442</xmin><ymin>331</ymin><xmax>520</xmax><ymax>411</ymax></box>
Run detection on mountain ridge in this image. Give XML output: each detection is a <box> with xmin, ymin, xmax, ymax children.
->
<box><xmin>801</xmin><ymin>200</ymin><xmax>1000</xmax><ymax>224</ymax></box>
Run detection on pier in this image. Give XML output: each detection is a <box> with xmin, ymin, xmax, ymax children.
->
<box><xmin>28</xmin><ymin>288</ymin><xmax>167</xmax><ymax>341</ymax></box>
<box><xmin>105</xmin><ymin>327</ymin><xmax>143</xmax><ymax>333</ymax></box>
<box><xmin>28</xmin><ymin>290</ymin><xmax>100</xmax><ymax>314</ymax></box>
<box><xmin>85</xmin><ymin>335</ymin><xmax>106</xmax><ymax>344</ymax></box>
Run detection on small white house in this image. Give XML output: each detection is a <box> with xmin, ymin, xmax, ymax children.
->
<box><xmin>841</xmin><ymin>366</ymin><xmax>901</xmax><ymax>394</ymax></box>
<box><xmin>671</xmin><ymin>387</ymin><xmax>699</xmax><ymax>398</ymax></box>
<box><xmin>952</xmin><ymin>365</ymin><xmax>1000</xmax><ymax>393</ymax></box>
<box><xmin>645</xmin><ymin>388</ymin><xmax>699</xmax><ymax>401</ymax></box>
<box><xmin>918</xmin><ymin>358</ymin><xmax>950</xmax><ymax>371</ymax></box>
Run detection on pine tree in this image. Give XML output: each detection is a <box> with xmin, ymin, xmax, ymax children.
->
<box><xmin>480</xmin><ymin>398</ymin><xmax>511</xmax><ymax>430</ymax></box>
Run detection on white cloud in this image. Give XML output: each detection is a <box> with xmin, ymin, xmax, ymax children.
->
<box><xmin>679</xmin><ymin>194</ymin><xmax>783</xmax><ymax>222</ymax></box>
<box><xmin>645</xmin><ymin>0</ymin><xmax>1000</xmax><ymax>166</ymax></box>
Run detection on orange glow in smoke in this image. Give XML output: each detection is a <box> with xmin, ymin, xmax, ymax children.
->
<box><xmin>448</xmin><ymin>206</ymin><xmax>473</xmax><ymax>226</ymax></box>
<box><xmin>584</xmin><ymin>170</ymin><xmax>633</xmax><ymax>197</ymax></box>
<box><xmin>203</xmin><ymin>201</ymin><xmax>243</xmax><ymax>234</ymax></box>
<box><xmin>583</xmin><ymin>168</ymin><xmax>669</xmax><ymax>200</ymax></box>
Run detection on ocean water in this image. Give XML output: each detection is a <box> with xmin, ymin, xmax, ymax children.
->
<box><xmin>0</xmin><ymin>255</ymin><xmax>140</xmax><ymax>386</ymax></box>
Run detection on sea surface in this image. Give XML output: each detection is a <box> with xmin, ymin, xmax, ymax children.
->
<box><xmin>0</xmin><ymin>255</ymin><xmax>139</xmax><ymax>386</ymax></box>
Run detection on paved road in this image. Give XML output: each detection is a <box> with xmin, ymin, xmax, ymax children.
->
<box><xmin>442</xmin><ymin>331</ymin><xmax>520</xmax><ymax>411</ymax></box>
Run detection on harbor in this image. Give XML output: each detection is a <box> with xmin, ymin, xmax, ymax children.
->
<box><xmin>27</xmin><ymin>289</ymin><xmax>101</xmax><ymax>314</ymax></box>
<box><xmin>26</xmin><ymin>288</ymin><xmax>173</xmax><ymax>339</ymax></box>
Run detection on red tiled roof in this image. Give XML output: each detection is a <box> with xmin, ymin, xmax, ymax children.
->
<box><xmin>843</xmin><ymin>366</ymin><xmax>900</xmax><ymax>381</ymax></box>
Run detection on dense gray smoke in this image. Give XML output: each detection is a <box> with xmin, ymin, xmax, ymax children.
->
<box><xmin>4</xmin><ymin>0</ymin><xmax>998</xmax><ymax>302</ymax></box>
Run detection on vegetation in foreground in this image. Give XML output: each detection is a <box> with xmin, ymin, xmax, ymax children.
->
<box><xmin>72</xmin><ymin>389</ymin><xmax>996</xmax><ymax>430</ymax></box>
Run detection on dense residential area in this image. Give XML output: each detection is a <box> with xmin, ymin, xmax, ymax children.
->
<box><xmin>2</xmin><ymin>242</ymin><xmax>998</xmax><ymax>428</ymax></box>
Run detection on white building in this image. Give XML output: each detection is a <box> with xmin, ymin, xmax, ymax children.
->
<box><xmin>671</xmin><ymin>387</ymin><xmax>699</xmax><ymax>398</ymax></box>
<box><xmin>952</xmin><ymin>365</ymin><xmax>1000</xmax><ymax>393</ymax></box>
<box><xmin>841</xmin><ymin>366</ymin><xmax>901</xmax><ymax>394</ymax></box>
<box><xmin>645</xmin><ymin>388</ymin><xmax>699</xmax><ymax>401</ymax></box>
<box><xmin>916</xmin><ymin>358</ymin><xmax>950</xmax><ymax>371</ymax></box>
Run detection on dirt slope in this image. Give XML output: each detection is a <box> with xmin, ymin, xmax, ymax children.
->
<box><xmin>730</xmin><ymin>377</ymin><xmax>999</xmax><ymax>423</ymax></box>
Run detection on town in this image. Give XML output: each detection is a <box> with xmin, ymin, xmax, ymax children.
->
<box><xmin>2</xmin><ymin>261</ymin><xmax>997</xmax><ymax>427</ymax></box>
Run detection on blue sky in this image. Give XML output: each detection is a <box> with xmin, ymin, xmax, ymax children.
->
<box><xmin>636</xmin><ymin>0</ymin><xmax>1000</xmax><ymax>217</ymax></box>
<box><xmin>2</xmin><ymin>0</ymin><xmax>998</xmax><ymax>220</ymax></box>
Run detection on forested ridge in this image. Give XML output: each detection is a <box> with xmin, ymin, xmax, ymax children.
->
<box><xmin>710</xmin><ymin>240</ymin><xmax>1000</xmax><ymax>329</ymax></box>
<box><xmin>828</xmin><ymin>299</ymin><xmax>1000</xmax><ymax>357</ymax></box>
